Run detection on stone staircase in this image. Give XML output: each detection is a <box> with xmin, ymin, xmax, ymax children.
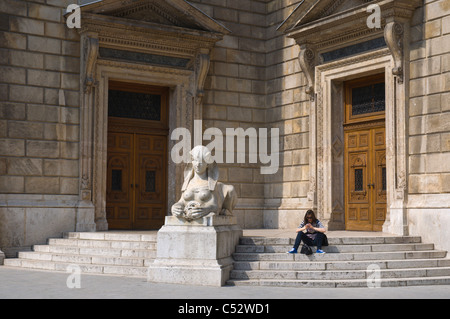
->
<box><xmin>3</xmin><ymin>231</ymin><xmax>450</xmax><ymax>288</ymax></box>
<box><xmin>227</xmin><ymin>235</ymin><xmax>450</xmax><ymax>288</ymax></box>
<box><xmin>3</xmin><ymin>232</ymin><xmax>157</xmax><ymax>277</ymax></box>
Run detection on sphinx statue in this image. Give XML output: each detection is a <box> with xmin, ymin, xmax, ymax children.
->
<box><xmin>171</xmin><ymin>145</ymin><xmax>237</xmax><ymax>221</ymax></box>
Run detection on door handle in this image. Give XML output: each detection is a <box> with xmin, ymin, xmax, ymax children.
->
<box><xmin>367</xmin><ymin>184</ymin><xmax>374</xmax><ymax>189</ymax></box>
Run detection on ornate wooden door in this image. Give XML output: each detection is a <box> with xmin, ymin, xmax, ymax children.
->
<box><xmin>345</xmin><ymin>127</ymin><xmax>386</xmax><ymax>231</ymax></box>
<box><xmin>344</xmin><ymin>74</ymin><xmax>386</xmax><ymax>231</ymax></box>
<box><xmin>107</xmin><ymin>133</ymin><xmax>167</xmax><ymax>230</ymax></box>
<box><xmin>106</xmin><ymin>81</ymin><xmax>168</xmax><ymax>230</ymax></box>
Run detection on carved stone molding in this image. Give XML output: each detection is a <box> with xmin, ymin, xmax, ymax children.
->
<box><xmin>396</xmin><ymin>170</ymin><xmax>407</xmax><ymax>200</ymax></box>
<box><xmin>307</xmin><ymin>176</ymin><xmax>316</xmax><ymax>202</ymax></box>
<box><xmin>79</xmin><ymin>32</ymin><xmax>99</xmax><ymax>205</ymax></box>
<box><xmin>298</xmin><ymin>45</ymin><xmax>317</xmax><ymax>101</ymax></box>
<box><xmin>331</xmin><ymin>136</ymin><xmax>343</xmax><ymax>158</ymax></box>
<box><xmin>82</xmin><ymin>35</ymin><xmax>99</xmax><ymax>93</ymax></box>
<box><xmin>384</xmin><ymin>21</ymin><xmax>404</xmax><ymax>83</ymax></box>
<box><xmin>194</xmin><ymin>50</ymin><xmax>211</xmax><ymax>111</ymax></box>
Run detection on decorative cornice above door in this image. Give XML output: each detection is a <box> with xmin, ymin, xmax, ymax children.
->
<box><xmin>279</xmin><ymin>0</ymin><xmax>422</xmax><ymax>98</ymax></box>
<box><xmin>78</xmin><ymin>0</ymin><xmax>229</xmax><ymax>66</ymax></box>
<box><xmin>81</xmin><ymin>0</ymin><xmax>229</xmax><ymax>34</ymax></box>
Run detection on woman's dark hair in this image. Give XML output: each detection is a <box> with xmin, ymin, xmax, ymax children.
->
<box><xmin>303</xmin><ymin>209</ymin><xmax>317</xmax><ymax>225</ymax></box>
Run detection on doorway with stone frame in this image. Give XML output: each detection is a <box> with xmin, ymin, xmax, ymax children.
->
<box><xmin>77</xmin><ymin>0</ymin><xmax>228</xmax><ymax>231</ymax></box>
<box><xmin>343</xmin><ymin>73</ymin><xmax>387</xmax><ymax>231</ymax></box>
<box><xmin>312</xmin><ymin>49</ymin><xmax>405</xmax><ymax>233</ymax></box>
<box><xmin>279</xmin><ymin>0</ymin><xmax>419</xmax><ymax>235</ymax></box>
<box><xmin>106</xmin><ymin>81</ymin><xmax>169</xmax><ymax>230</ymax></box>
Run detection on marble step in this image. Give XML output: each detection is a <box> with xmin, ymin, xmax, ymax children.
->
<box><xmin>232</xmin><ymin>250</ymin><xmax>447</xmax><ymax>262</ymax></box>
<box><xmin>15</xmin><ymin>251</ymin><xmax>155</xmax><ymax>266</ymax></box>
<box><xmin>63</xmin><ymin>232</ymin><xmax>157</xmax><ymax>242</ymax></box>
<box><xmin>3</xmin><ymin>258</ymin><xmax>150</xmax><ymax>277</ymax></box>
<box><xmin>239</xmin><ymin>236</ymin><xmax>423</xmax><ymax>246</ymax></box>
<box><xmin>31</xmin><ymin>245</ymin><xmax>156</xmax><ymax>258</ymax></box>
<box><xmin>227</xmin><ymin>276</ymin><xmax>450</xmax><ymax>288</ymax></box>
<box><xmin>230</xmin><ymin>267</ymin><xmax>450</xmax><ymax>280</ymax></box>
<box><xmin>47</xmin><ymin>238</ymin><xmax>156</xmax><ymax>250</ymax></box>
<box><xmin>235</xmin><ymin>243</ymin><xmax>435</xmax><ymax>253</ymax></box>
<box><xmin>233</xmin><ymin>258</ymin><xmax>450</xmax><ymax>271</ymax></box>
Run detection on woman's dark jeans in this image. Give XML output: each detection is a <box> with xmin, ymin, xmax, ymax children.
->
<box><xmin>293</xmin><ymin>232</ymin><xmax>325</xmax><ymax>250</ymax></box>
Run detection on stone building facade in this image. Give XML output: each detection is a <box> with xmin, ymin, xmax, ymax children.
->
<box><xmin>0</xmin><ymin>0</ymin><xmax>449</xmax><ymax>258</ymax></box>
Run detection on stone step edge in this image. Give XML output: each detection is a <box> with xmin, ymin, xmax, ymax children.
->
<box><xmin>230</xmin><ymin>267</ymin><xmax>450</xmax><ymax>279</ymax></box>
<box><xmin>233</xmin><ymin>258</ymin><xmax>450</xmax><ymax>270</ymax></box>
<box><xmin>226</xmin><ymin>276</ymin><xmax>450</xmax><ymax>288</ymax></box>
<box><xmin>239</xmin><ymin>236</ymin><xmax>423</xmax><ymax>245</ymax></box>
<box><xmin>232</xmin><ymin>250</ymin><xmax>447</xmax><ymax>260</ymax></box>
<box><xmin>32</xmin><ymin>244</ymin><xmax>156</xmax><ymax>255</ymax></box>
<box><xmin>235</xmin><ymin>243</ymin><xmax>435</xmax><ymax>253</ymax></box>
<box><xmin>3</xmin><ymin>259</ymin><xmax>152</xmax><ymax>277</ymax></box>
<box><xmin>63</xmin><ymin>232</ymin><xmax>157</xmax><ymax>242</ymax></box>
<box><xmin>16</xmin><ymin>251</ymin><xmax>155</xmax><ymax>264</ymax></box>
<box><xmin>47</xmin><ymin>238</ymin><xmax>157</xmax><ymax>248</ymax></box>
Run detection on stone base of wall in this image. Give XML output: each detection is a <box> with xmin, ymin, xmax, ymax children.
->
<box><xmin>0</xmin><ymin>195</ymin><xmax>95</xmax><ymax>257</ymax></box>
<box><xmin>407</xmin><ymin>194</ymin><xmax>450</xmax><ymax>253</ymax></box>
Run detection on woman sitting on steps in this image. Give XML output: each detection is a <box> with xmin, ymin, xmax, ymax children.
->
<box><xmin>288</xmin><ymin>210</ymin><xmax>327</xmax><ymax>254</ymax></box>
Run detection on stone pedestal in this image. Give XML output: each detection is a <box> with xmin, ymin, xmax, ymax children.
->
<box><xmin>147</xmin><ymin>215</ymin><xmax>242</xmax><ymax>287</ymax></box>
<box><xmin>0</xmin><ymin>249</ymin><xmax>4</xmax><ymax>265</ymax></box>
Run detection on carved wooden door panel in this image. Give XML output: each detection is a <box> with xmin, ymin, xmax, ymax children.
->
<box><xmin>107</xmin><ymin>132</ymin><xmax>167</xmax><ymax>230</ymax></box>
<box><xmin>134</xmin><ymin>134</ymin><xmax>167</xmax><ymax>230</ymax></box>
<box><xmin>345</xmin><ymin>127</ymin><xmax>386</xmax><ymax>231</ymax></box>
<box><xmin>373</xmin><ymin>127</ymin><xmax>387</xmax><ymax>231</ymax></box>
<box><xmin>106</xmin><ymin>132</ymin><xmax>134</xmax><ymax>230</ymax></box>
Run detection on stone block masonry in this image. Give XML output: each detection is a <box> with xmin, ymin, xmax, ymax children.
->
<box><xmin>407</xmin><ymin>0</ymin><xmax>450</xmax><ymax>254</ymax></box>
<box><xmin>0</xmin><ymin>0</ymin><xmax>86</xmax><ymax>256</ymax></box>
<box><xmin>409</xmin><ymin>0</ymin><xmax>450</xmax><ymax>195</ymax></box>
<box><xmin>0</xmin><ymin>0</ymin><xmax>80</xmax><ymax>196</ymax></box>
<box><xmin>191</xmin><ymin>0</ymin><xmax>307</xmax><ymax>229</ymax></box>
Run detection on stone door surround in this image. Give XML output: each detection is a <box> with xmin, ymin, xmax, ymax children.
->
<box><xmin>76</xmin><ymin>0</ymin><xmax>228</xmax><ymax>230</ymax></box>
<box><xmin>279</xmin><ymin>0</ymin><xmax>422</xmax><ymax>234</ymax></box>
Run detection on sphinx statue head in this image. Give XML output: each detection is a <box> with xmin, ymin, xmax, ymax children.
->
<box><xmin>182</xmin><ymin>145</ymin><xmax>219</xmax><ymax>192</ymax></box>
